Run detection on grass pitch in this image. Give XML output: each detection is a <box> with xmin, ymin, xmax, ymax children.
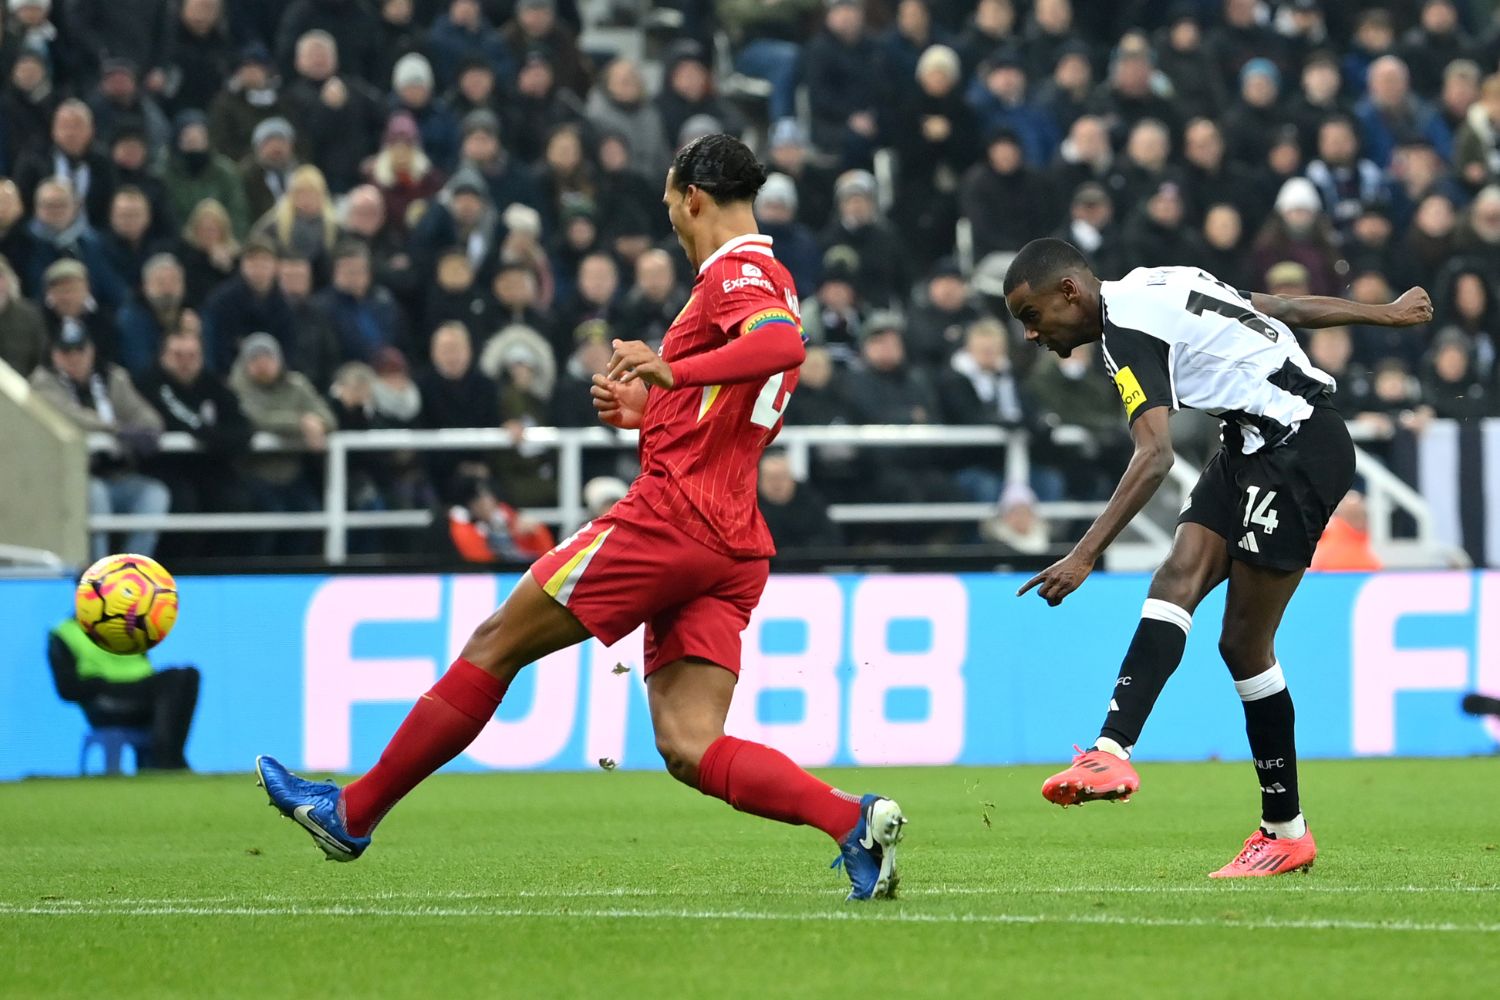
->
<box><xmin>3</xmin><ymin>758</ymin><xmax>1499</xmax><ymax>999</ymax></box>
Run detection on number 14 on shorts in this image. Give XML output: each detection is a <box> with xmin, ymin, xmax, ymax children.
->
<box><xmin>1243</xmin><ymin>486</ymin><xmax>1280</xmax><ymax>535</ymax></box>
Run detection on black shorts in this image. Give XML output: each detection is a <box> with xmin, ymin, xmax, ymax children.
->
<box><xmin>1178</xmin><ymin>404</ymin><xmax>1356</xmax><ymax>571</ymax></box>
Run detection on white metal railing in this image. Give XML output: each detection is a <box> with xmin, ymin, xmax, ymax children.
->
<box><xmin>81</xmin><ymin>421</ymin><xmax>1436</xmax><ymax>566</ymax></box>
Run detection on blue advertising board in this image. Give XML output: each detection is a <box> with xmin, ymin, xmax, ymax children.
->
<box><xmin>2</xmin><ymin>571</ymin><xmax>1496</xmax><ymax>780</ymax></box>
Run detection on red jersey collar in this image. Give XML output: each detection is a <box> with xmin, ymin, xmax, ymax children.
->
<box><xmin>696</xmin><ymin>232</ymin><xmax>774</xmax><ymax>275</ymax></box>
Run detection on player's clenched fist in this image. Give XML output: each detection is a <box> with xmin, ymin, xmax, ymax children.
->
<box><xmin>591</xmin><ymin>373</ymin><xmax>648</xmax><ymax>429</ymax></box>
<box><xmin>608</xmin><ymin>339</ymin><xmax>675</xmax><ymax>388</ymax></box>
<box><xmin>1385</xmin><ymin>287</ymin><xmax>1433</xmax><ymax>327</ymax></box>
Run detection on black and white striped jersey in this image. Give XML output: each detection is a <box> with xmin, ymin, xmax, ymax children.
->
<box><xmin>1099</xmin><ymin>266</ymin><xmax>1336</xmax><ymax>455</ymax></box>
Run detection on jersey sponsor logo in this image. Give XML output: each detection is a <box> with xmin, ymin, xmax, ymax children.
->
<box><xmin>741</xmin><ymin>263</ymin><xmax>763</xmax><ymax>278</ymax></box>
<box><xmin>722</xmin><ymin>275</ymin><xmax>775</xmax><ymax>293</ymax></box>
<box><xmin>1113</xmin><ymin>365</ymin><xmax>1147</xmax><ymax>417</ymax></box>
<box><xmin>743</xmin><ymin>308</ymin><xmax>799</xmax><ymax>336</ymax></box>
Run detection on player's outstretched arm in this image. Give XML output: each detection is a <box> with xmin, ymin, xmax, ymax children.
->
<box><xmin>1018</xmin><ymin>407</ymin><xmax>1174</xmax><ymax>607</ymax></box>
<box><xmin>1248</xmin><ymin>286</ymin><xmax>1432</xmax><ymax>330</ymax></box>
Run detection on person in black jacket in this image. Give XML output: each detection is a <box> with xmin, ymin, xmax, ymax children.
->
<box><xmin>802</xmin><ymin>0</ymin><xmax>881</xmax><ymax>167</ymax></box>
<box><xmin>937</xmin><ymin>317</ymin><xmax>1031</xmax><ymax>503</ymax></box>
<box><xmin>274</xmin><ymin>0</ymin><xmax>384</xmax><ymax>84</ymax></box>
<box><xmin>758</xmin><ymin>450</ymin><xmax>842</xmax><ymax>552</ymax></box>
<box><xmin>136</xmin><ymin>322</ymin><xmax>254</xmax><ymax>556</ymax></box>
<box><xmin>200</xmin><ymin>236</ymin><xmax>295</xmax><ymax>372</ymax></box>
<box><xmin>960</xmin><ymin>127</ymin><xmax>1060</xmax><ymax>260</ymax></box>
<box><xmin>11</xmin><ymin>99</ymin><xmax>117</xmax><ymax>228</ymax></box>
<box><xmin>414</xmin><ymin>320</ymin><xmax>499</xmax><ymax>485</ymax></box>
<box><xmin>280</xmin><ymin>29</ymin><xmax>384</xmax><ymax>193</ymax></box>
<box><xmin>893</xmin><ymin>43</ymin><xmax>978</xmax><ymax>269</ymax></box>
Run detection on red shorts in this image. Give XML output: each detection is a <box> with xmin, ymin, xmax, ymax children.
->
<box><xmin>528</xmin><ymin>498</ymin><xmax>769</xmax><ymax>676</ymax></box>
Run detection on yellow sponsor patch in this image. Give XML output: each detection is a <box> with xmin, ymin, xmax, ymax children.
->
<box><xmin>1114</xmin><ymin>365</ymin><xmax>1146</xmax><ymax>417</ymax></box>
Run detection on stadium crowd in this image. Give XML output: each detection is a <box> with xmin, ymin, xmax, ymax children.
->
<box><xmin>1</xmin><ymin>0</ymin><xmax>1499</xmax><ymax>561</ymax></box>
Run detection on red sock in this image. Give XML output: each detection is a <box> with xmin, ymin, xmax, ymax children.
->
<box><xmin>696</xmin><ymin>736</ymin><xmax>862</xmax><ymax>842</ymax></box>
<box><xmin>341</xmin><ymin>658</ymin><xmax>507</xmax><ymax>837</ymax></box>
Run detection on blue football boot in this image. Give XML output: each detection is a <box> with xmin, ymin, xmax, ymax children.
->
<box><xmin>254</xmin><ymin>755</ymin><xmax>371</xmax><ymax>862</ymax></box>
<box><xmin>832</xmin><ymin>794</ymin><xmax>907</xmax><ymax>900</ymax></box>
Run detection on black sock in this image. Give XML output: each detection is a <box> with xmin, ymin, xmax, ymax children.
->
<box><xmin>1238</xmin><ymin>666</ymin><xmax>1300</xmax><ymax>825</ymax></box>
<box><xmin>1098</xmin><ymin>599</ymin><xmax>1192</xmax><ymax>753</ymax></box>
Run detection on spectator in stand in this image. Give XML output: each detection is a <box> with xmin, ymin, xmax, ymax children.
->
<box><xmin>1221</xmin><ymin>58</ymin><xmax>1285</xmax><ymax>167</ymax></box>
<box><xmin>1346</xmin><ymin>269</ymin><xmax>1424</xmax><ymax>369</ymax></box>
<box><xmin>939</xmin><ymin>317</ymin><xmax>1029</xmax><ymax>504</ymax></box>
<box><xmin>961</xmin><ymin>128</ymin><xmax>1059</xmax><ymax>260</ymax></box>
<box><xmin>596</xmin><ymin>130</ymin><xmax>665</xmax><ymax>244</ymax></box>
<box><xmin>373</xmin><ymin>0</ymin><xmax>424</xmax><ymax>89</ymax></box>
<box><xmin>1304</xmin><ymin>325</ymin><xmax>1373</xmax><ymax>415</ymax></box>
<box><xmin>161</xmin><ymin>109</ymin><xmax>249</xmax><ymax>238</ymax></box>
<box><xmin>758</xmin><ymin>450</ymin><xmax>841</xmax><ymax>552</ymax></box>
<box><xmin>40</xmin><ymin>258</ymin><xmax>119</xmax><ymax>365</ymax></box>
<box><xmin>766</xmin><ymin>118</ymin><xmax>837</xmax><ymax>233</ymax></box>
<box><xmin>956</xmin><ymin>0</ymin><xmax>1017</xmax><ymax>79</ymax></box>
<box><xmin>164</xmin><ymin>0</ymin><xmax>235</xmax><ymax>114</ymax></box>
<box><xmin>503</xmin><ymin>46</ymin><xmax>583</xmax><ymax>167</ymax></box>
<box><xmin>548</xmin><ymin>318</ymin><xmax>610</xmax><ymax>427</ymax></box>
<box><xmin>1344</xmin><ymin>204</ymin><xmax>1404</xmax><ymax>285</ymax></box>
<box><xmin>779</xmin><ymin>343</ymin><xmax>861</xmax><ymax>498</ymax></box>
<box><xmin>313</xmin><ymin>239</ymin><xmax>408</xmax><ymax>364</ymax></box>
<box><xmin>421</xmin><ymin>246</ymin><xmax>488</xmax><ymax>342</ymax></box>
<box><xmin>30</xmin><ymin>320</ymin><xmax>169</xmax><ymax>559</ymax></box>
<box><xmin>803</xmin><ymin>0</ymin><xmax>881</xmax><ymax>167</ymax></box>
<box><xmin>208</xmin><ymin>44</ymin><xmax>291</xmax><ymax>163</ymax></box>
<box><xmin>880</xmin><ymin>0</ymin><xmax>952</xmax><ymax>108</ymax></box>
<box><xmin>86</xmin><ymin>58</ymin><xmax>170</xmax><ymax>154</ymax></box>
<box><xmin>174</xmin><ymin>198</ymin><xmax>239</xmax><ymax>308</ymax></box>
<box><xmin>1106</xmin><ymin>118</ymin><xmax>1178</xmax><ymax>219</ymax></box>
<box><xmin>370</xmin><ymin>345</ymin><xmax>423</xmax><ymax>429</ymax></box>
<box><xmin>482</xmin><ymin>323</ymin><xmax>555</xmax><ymax>505</ymax></box>
<box><xmin>654</xmin><ymin>40</ymin><xmax>740</xmax><ymax>156</ymax></box>
<box><xmin>100</xmin><ymin>186</ymin><xmax>164</xmax><ymax>294</ymax></box>
<box><xmin>1400</xmin><ymin>0</ymin><xmax>1473</xmax><ymax>100</ymax></box>
<box><xmin>1179</xmin><ymin>117</ymin><xmax>1258</xmax><ymax>227</ymax></box>
<box><xmin>754</xmin><ymin>173</ymin><xmax>821</xmax><ymax>298</ymax></box>
<box><xmin>444</xmin><ymin>473</ymin><xmax>554</xmax><ymax>563</ymax></box>
<box><xmin>278</xmin><ymin>253</ymin><xmax>339</xmax><ymax>388</ymax></box>
<box><xmin>1021</xmin><ymin>0</ymin><xmax>1081</xmax><ymax>85</ymax></box>
<box><xmin>135</xmin><ymin>322</ymin><xmax>253</xmax><ymax>555</ymax></box>
<box><xmin>450</xmin><ymin>109</ymin><xmax>543</xmax><ymax>219</ymax></box>
<box><xmin>427</xmin><ymin>0</ymin><xmax>513</xmax><ymax>92</ymax></box>
<box><xmin>1034</xmin><ymin>40</ymin><xmax>1093</xmax><ymax>130</ymax></box>
<box><xmin>1456</xmin><ymin>73</ymin><xmax>1500</xmax><ymax>193</ymax></box>
<box><xmin>1342</xmin><ymin>8</ymin><xmax>1396</xmax><ymax>97</ymax></box>
<box><xmin>1356</xmin><ymin>55</ymin><xmax>1453</xmax><ymax>169</ymax></box>
<box><xmin>1052</xmin><ymin>181</ymin><xmax>1121</xmax><ymax>279</ymax></box>
<box><xmin>281</xmin><ymin>29</ymin><xmax>385</xmax><ymax>193</ymax></box>
<box><xmin>1361</xmin><ymin>357</ymin><xmax>1434</xmax><ymax>440</ymax></box>
<box><xmin>1025</xmin><ymin>342</ymin><xmax>1131</xmax><ymax>501</ymax></box>
<box><xmin>585</xmin><ymin>58</ymin><xmax>669</xmax><ymax>181</ymax></box>
<box><xmin>1386</xmin><ymin>136</ymin><xmax>1466</xmax><ymax>235</ymax></box>
<box><xmin>13</xmin><ymin>100</ymin><xmax>116</xmax><ymax>228</ymax></box>
<box><xmin>500</xmin><ymin>0</ymin><xmax>590</xmax><ymax>98</ymax></box>
<box><xmin>415</xmin><ymin>320</ymin><xmax>498</xmax><ymax>485</ymax></box>
<box><xmin>228</xmin><ymin>331</ymin><xmax>334</xmax><ymax>555</ymax></box>
<box><xmin>115</xmin><ymin>252</ymin><xmax>187</xmax><ymax>377</ymax></box>
<box><xmin>801</xmin><ymin>252</ymin><xmax>862</xmax><ymax>363</ymax></box>
<box><xmin>555</xmin><ymin>249</ymin><xmax>618</xmax><ymax>345</ymax></box>
<box><xmin>1424</xmin><ymin>327</ymin><xmax>1491</xmax><ymax>420</ymax></box>
<box><xmin>239</xmin><ymin>117</ymin><xmax>299</xmax><ymax>225</ymax></box>
<box><xmin>19</xmin><ymin>176</ymin><xmax>125</xmax><ymax>310</ymax></box>
<box><xmin>893</xmin><ymin>44</ymin><xmax>977</xmax><ymax>267</ymax></box>
<box><xmin>1288</xmin><ymin>51</ymin><xmax>1351</xmax><ymax>157</ymax></box>
<box><xmin>906</xmin><ymin>257</ymin><xmax>981</xmax><ymax>369</ymax></box>
<box><xmin>1085</xmin><ymin>32</ymin><xmax>1179</xmax><ymax>148</ymax></box>
<box><xmin>0</xmin><ymin>253</ymin><xmax>47</xmax><ymax>376</ymax></box>
<box><xmin>1453</xmin><ymin>184</ymin><xmax>1500</xmax><ymax>274</ymax></box>
<box><xmin>409</xmin><ymin>168</ymin><xmax>503</xmax><ymax>290</ymax></box>
<box><xmin>274</xmin><ymin>0</ymin><xmax>383</xmax><ymax>85</ymax></box>
<box><xmin>982</xmin><ymin>480</ymin><xmax>1051</xmax><ymax>555</ymax></box>
<box><xmin>1310</xmin><ymin>492</ymin><xmax>1382</xmax><ymax>572</ymax></box>
<box><xmin>200</xmin><ymin>236</ymin><xmax>294</xmax><ymax>373</ymax></box>
<box><xmin>341</xmin><ymin>183</ymin><xmax>417</xmax><ymax>302</ymax></box>
<box><xmin>1</xmin><ymin>50</ymin><xmax>58</xmax><ymax>164</ymax></box>
<box><xmin>107</xmin><ymin>125</ymin><xmax>174</xmax><ymax>242</ymax></box>
<box><xmin>821</xmin><ymin>169</ymin><xmax>910</xmax><ymax>310</ymax></box>
<box><xmin>389</xmin><ymin>52</ymin><xmax>459</xmax><ymax>173</ymax></box>
<box><xmin>1305</xmin><ymin>115</ymin><xmax>1385</xmax><ymax>242</ymax></box>
<box><xmin>480</xmin><ymin>257</ymin><xmax>553</xmax><ymax>358</ymax></box>
<box><xmin>1250</xmin><ymin>177</ymin><xmax>1340</xmax><ymax>295</ymax></box>
<box><xmin>1432</xmin><ymin>264</ymin><xmax>1500</xmax><ymax>382</ymax></box>
<box><xmin>1205</xmin><ymin>0</ymin><xmax>1284</xmax><ymax>92</ymax></box>
<box><xmin>366</xmin><ymin>113</ymin><xmax>441</xmax><ymax>239</ymax></box>
<box><xmin>249</xmin><ymin>164</ymin><xmax>338</xmax><ymax>272</ymax></box>
<box><xmin>965</xmin><ymin>46</ymin><xmax>1059</xmax><ymax>170</ymax></box>
<box><xmin>1054</xmin><ymin>114</ymin><xmax>1113</xmax><ymax>197</ymax></box>
<box><xmin>445</xmin><ymin>55</ymin><xmax>501</xmax><ymax>122</ymax></box>
<box><xmin>1122</xmin><ymin>180</ymin><xmax>1202</xmax><ymax>268</ymax></box>
<box><xmin>1154</xmin><ymin>6</ymin><xmax>1226</xmax><ymax>123</ymax></box>
<box><xmin>615</xmin><ymin>248</ymin><xmax>686</xmax><ymax>351</ymax></box>
<box><xmin>1437</xmin><ymin>59</ymin><xmax>1480</xmax><ymax>138</ymax></box>
<box><xmin>61</xmin><ymin>0</ymin><xmax>169</xmax><ymax>84</ymax></box>
<box><xmin>532</xmin><ymin>123</ymin><xmax>596</xmax><ymax>235</ymax></box>
<box><xmin>1196</xmin><ymin>203</ymin><xmax>1248</xmax><ymax>289</ymax></box>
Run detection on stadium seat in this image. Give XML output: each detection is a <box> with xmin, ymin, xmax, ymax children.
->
<box><xmin>80</xmin><ymin>727</ymin><xmax>153</xmax><ymax>777</ymax></box>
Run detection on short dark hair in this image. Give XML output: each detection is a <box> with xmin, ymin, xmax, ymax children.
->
<box><xmin>1002</xmin><ymin>238</ymin><xmax>1091</xmax><ymax>297</ymax></box>
<box><xmin>670</xmin><ymin>133</ymin><xmax>768</xmax><ymax>203</ymax></box>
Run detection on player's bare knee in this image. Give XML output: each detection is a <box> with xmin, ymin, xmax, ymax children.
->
<box><xmin>1218</xmin><ymin>630</ymin><xmax>1273</xmax><ymax>679</ymax></box>
<box><xmin>654</xmin><ymin>734</ymin><xmax>704</xmax><ymax>786</ymax></box>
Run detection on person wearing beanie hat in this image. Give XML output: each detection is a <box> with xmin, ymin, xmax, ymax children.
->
<box><xmin>390</xmin><ymin>51</ymin><xmax>461</xmax><ymax>172</ymax></box>
<box><xmin>753</xmin><ymin>172</ymin><xmax>821</xmax><ymax>297</ymax></box>
<box><xmin>1246</xmin><ymin>175</ymin><xmax>1339</xmax><ymax>294</ymax></box>
<box><xmin>206</xmin><ymin>41</ymin><xmax>291</xmax><ymax>163</ymax></box>
<box><xmin>162</xmin><ymin>109</ymin><xmax>251</xmax><ymax>238</ymax></box>
<box><xmin>90</xmin><ymin>54</ymin><xmax>173</xmax><ymax>156</ymax></box>
<box><xmin>367</xmin><ymin>112</ymin><xmax>444</xmax><ymax>240</ymax></box>
<box><xmin>238</xmin><ymin>116</ymin><xmax>300</xmax><ymax>223</ymax></box>
<box><xmin>894</xmin><ymin>39</ymin><xmax>979</xmax><ymax>267</ymax></box>
<box><xmin>1221</xmin><ymin>52</ymin><xmax>1288</xmax><ymax>165</ymax></box>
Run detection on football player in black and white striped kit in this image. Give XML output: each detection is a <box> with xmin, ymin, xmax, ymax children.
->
<box><xmin>1004</xmin><ymin>238</ymin><xmax>1432</xmax><ymax>877</ymax></box>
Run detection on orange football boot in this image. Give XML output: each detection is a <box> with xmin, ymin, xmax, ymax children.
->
<box><xmin>1041</xmin><ymin>746</ymin><xmax>1141</xmax><ymax>806</ymax></box>
<box><xmin>1208</xmin><ymin>827</ymin><xmax>1317</xmax><ymax>878</ymax></box>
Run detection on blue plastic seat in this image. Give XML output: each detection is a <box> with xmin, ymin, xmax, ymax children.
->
<box><xmin>80</xmin><ymin>727</ymin><xmax>152</xmax><ymax>776</ymax></box>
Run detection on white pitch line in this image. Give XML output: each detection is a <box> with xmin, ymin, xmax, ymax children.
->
<box><xmin>1</xmin><ymin>902</ymin><xmax>1498</xmax><ymax>935</ymax></box>
<box><xmin>11</xmin><ymin>883</ymin><xmax>1497</xmax><ymax>909</ymax></box>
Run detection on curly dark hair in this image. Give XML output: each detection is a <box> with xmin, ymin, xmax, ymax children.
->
<box><xmin>669</xmin><ymin>133</ymin><xmax>768</xmax><ymax>204</ymax></box>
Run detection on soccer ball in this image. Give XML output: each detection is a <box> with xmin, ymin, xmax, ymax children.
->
<box><xmin>75</xmin><ymin>553</ymin><xmax>179</xmax><ymax>655</ymax></box>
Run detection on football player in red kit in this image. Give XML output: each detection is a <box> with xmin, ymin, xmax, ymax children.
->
<box><xmin>256</xmin><ymin>134</ymin><xmax>907</xmax><ymax>900</ymax></box>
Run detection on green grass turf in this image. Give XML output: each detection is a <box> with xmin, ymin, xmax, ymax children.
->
<box><xmin>3</xmin><ymin>759</ymin><xmax>1499</xmax><ymax>999</ymax></box>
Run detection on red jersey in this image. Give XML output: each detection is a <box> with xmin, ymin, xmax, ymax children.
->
<box><xmin>630</xmin><ymin>233</ymin><xmax>803</xmax><ymax>558</ymax></box>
